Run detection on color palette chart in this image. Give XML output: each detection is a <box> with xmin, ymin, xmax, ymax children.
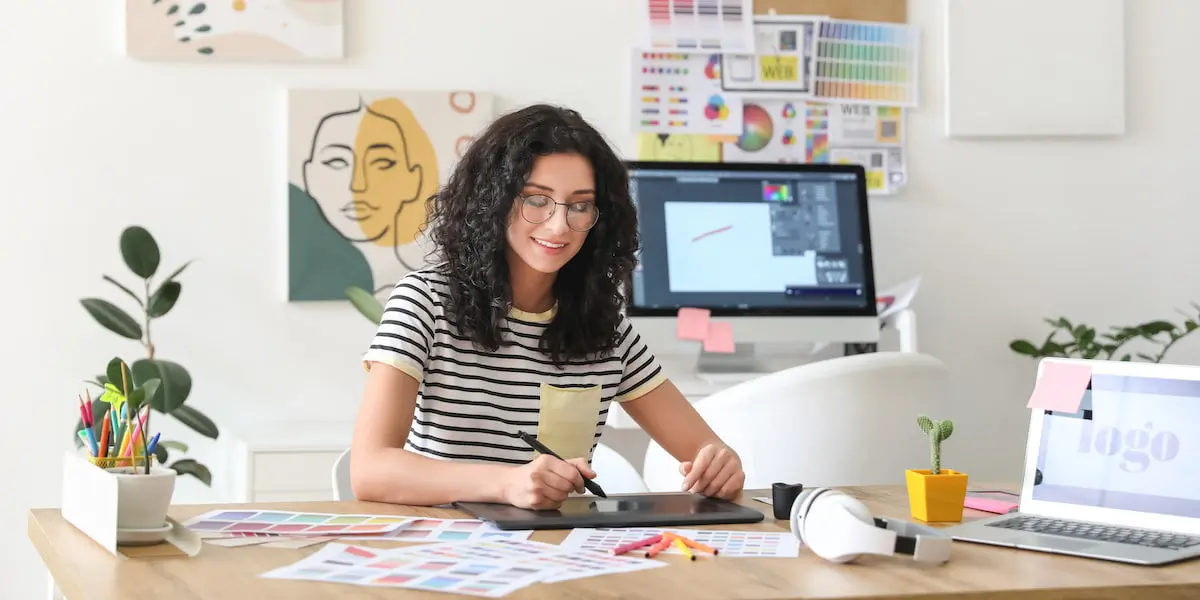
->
<box><xmin>632</xmin><ymin>50</ymin><xmax>742</xmax><ymax>136</ymax></box>
<box><xmin>183</xmin><ymin>509</ymin><xmax>409</xmax><ymax>536</ymax></box>
<box><xmin>260</xmin><ymin>543</ymin><xmax>551</xmax><ymax>598</ymax></box>
<box><xmin>644</xmin><ymin>0</ymin><xmax>755</xmax><ymax>52</ymax></box>
<box><xmin>394</xmin><ymin>538</ymin><xmax>667</xmax><ymax>584</ymax></box>
<box><xmin>560</xmin><ymin>527</ymin><xmax>800</xmax><ymax>558</ymax></box>
<box><xmin>347</xmin><ymin>517</ymin><xmax>534</xmax><ymax>543</ymax></box>
<box><xmin>813</xmin><ymin>19</ymin><xmax>919</xmax><ymax>107</ymax></box>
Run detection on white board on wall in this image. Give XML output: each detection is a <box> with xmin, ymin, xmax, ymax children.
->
<box><xmin>944</xmin><ymin>0</ymin><xmax>1126</xmax><ymax>138</ymax></box>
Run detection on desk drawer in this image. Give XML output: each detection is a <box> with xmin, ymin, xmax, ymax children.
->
<box><xmin>252</xmin><ymin>451</ymin><xmax>341</xmax><ymax>493</ymax></box>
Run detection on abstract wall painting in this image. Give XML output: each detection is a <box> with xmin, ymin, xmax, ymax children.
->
<box><xmin>287</xmin><ymin>90</ymin><xmax>495</xmax><ymax>301</ymax></box>
<box><xmin>125</xmin><ymin>0</ymin><xmax>344</xmax><ymax>61</ymax></box>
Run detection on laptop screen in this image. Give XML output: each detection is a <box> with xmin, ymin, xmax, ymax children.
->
<box><xmin>1032</xmin><ymin>373</ymin><xmax>1200</xmax><ymax>518</ymax></box>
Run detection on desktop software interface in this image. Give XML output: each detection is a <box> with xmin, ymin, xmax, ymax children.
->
<box><xmin>629</xmin><ymin>166</ymin><xmax>871</xmax><ymax>312</ymax></box>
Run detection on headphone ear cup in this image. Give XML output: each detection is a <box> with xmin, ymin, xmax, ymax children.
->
<box><xmin>803</xmin><ymin>493</ymin><xmax>876</xmax><ymax>563</ymax></box>
<box><xmin>788</xmin><ymin>488</ymin><xmax>823</xmax><ymax>547</ymax></box>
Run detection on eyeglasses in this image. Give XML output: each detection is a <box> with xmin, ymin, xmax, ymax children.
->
<box><xmin>518</xmin><ymin>194</ymin><xmax>599</xmax><ymax>232</ymax></box>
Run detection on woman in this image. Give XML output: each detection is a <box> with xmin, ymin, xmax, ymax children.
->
<box><xmin>352</xmin><ymin>104</ymin><xmax>745</xmax><ymax>509</ymax></box>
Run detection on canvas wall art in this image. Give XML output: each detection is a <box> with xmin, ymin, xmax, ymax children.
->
<box><xmin>287</xmin><ymin>90</ymin><xmax>495</xmax><ymax>301</ymax></box>
<box><xmin>125</xmin><ymin>0</ymin><xmax>344</xmax><ymax>61</ymax></box>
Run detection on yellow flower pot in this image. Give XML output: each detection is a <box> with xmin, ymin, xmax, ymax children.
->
<box><xmin>905</xmin><ymin>469</ymin><xmax>969</xmax><ymax>523</ymax></box>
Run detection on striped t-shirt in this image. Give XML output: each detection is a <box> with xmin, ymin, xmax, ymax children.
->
<box><xmin>361</xmin><ymin>267</ymin><xmax>666</xmax><ymax>465</ymax></box>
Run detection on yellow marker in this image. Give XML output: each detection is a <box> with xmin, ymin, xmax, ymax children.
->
<box><xmin>673</xmin><ymin>537</ymin><xmax>695</xmax><ymax>561</ymax></box>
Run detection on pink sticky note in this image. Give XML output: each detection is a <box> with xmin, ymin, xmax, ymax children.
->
<box><xmin>1025</xmin><ymin>362</ymin><xmax>1092</xmax><ymax>412</ymax></box>
<box><xmin>964</xmin><ymin>497</ymin><xmax>1018</xmax><ymax>515</ymax></box>
<box><xmin>703</xmin><ymin>321</ymin><xmax>735</xmax><ymax>353</ymax></box>
<box><xmin>676</xmin><ymin>307</ymin><xmax>711</xmax><ymax>341</ymax></box>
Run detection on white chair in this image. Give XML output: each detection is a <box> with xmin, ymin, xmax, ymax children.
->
<box><xmin>590</xmin><ymin>442</ymin><xmax>650</xmax><ymax>494</ymax></box>
<box><xmin>332</xmin><ymin>448</ymin><xmax>353</xmax><ymax>500</ymax></box>
<box><xmin>642</xmin><ymin>351</ymin><xmax>951</xmax><ymax>492</ymax></box>
<box><xmin>332</xmin><ymin>443</ymin><xmax>647</xmax><ymax>499</ymax></box>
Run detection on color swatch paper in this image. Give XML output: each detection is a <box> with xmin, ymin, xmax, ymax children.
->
<box><xmin>393</xmin><ymin>538</ymin><xmax>667</xmax><ymax>584</ymax></box>
<box><xmin>632</xmin><ymin>50</ymin><xmax>743</xmax><ymax>136</ymax></box>
<box><xmin>1026</xmin><ymin>362</ymin><xmax>1092</xmax><ymax>413</ymax></box>
<box><xmin>183</xmin><ymin>510</ymin><xmax>410</xmax><ymax>537</ymax></box>
<box><xmin>560</xmin><ymin>527</ymin><xmax>800</xmax><ymax>558</ymax></box>
<box><xmin>343</xmin><ymin>517</ymin><xmax>534</xmax><ymax>543</ymax></box>
<box><xmin>813</xmin><ymin>19</ymin><xmax>918</xmax><ymax>107</ymax></box>
<box><xmin>260</xmin><ymin>543</ymin><xmax>549</xmax><ymax>598</ymax></box>
<box><xmin>643</xmin><ymin>0</ymin><xmax>755</xmax><ymax>53</ymax></box>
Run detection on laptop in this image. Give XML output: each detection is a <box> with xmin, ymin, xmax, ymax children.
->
<box><xmin>944</xmin><ymin>357</ymin><xmax>1200</xmax><ymax>565</ymax></box>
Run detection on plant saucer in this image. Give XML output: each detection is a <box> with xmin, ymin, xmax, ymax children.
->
<box><xmin>117</xmin><ymin>521</ymin><xmax>172</xmax><ymax>546</ymax></box>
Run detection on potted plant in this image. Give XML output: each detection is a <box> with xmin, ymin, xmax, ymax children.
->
<box><xmin>75</xmin><ymin>225</ymin><xmax>219</xmax><ymax>486</ymax></box>
<box><xmin>905</xmin><ymin>415</ymin><xmax>968</xmax><ymax>523</ymax></box>
<box><xmin>1009</xmin><ymin>308</ymin><xmax>1199</xmax><ymax>363</ymax></box>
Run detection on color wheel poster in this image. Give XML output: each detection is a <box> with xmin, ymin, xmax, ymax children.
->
<box><xmin>721</xmin><ymin>100</ymin><xmax>906</xmax><ymax>196</ymax></box>
<box><xmin>631</xmin><ymin>49</ymin><xmax>742</xmax><ymax>136</ymax></box>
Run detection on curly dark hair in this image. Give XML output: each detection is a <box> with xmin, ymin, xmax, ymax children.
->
<box><xmin>424</xmin><ymin>104</ymin><xmax>638</xmax><ymax>364</ymax></box>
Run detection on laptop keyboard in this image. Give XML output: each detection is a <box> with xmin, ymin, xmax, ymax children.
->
<box><xmin>987</xmin><ymin>515</ymin><xmax>1200</xmax><ymax>551</ymax></box>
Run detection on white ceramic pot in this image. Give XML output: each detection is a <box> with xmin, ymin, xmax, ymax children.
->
<box><xmin>108</xmin><ymin>465</ymin><xmax>177</xmax><ymax>531</ymax></box>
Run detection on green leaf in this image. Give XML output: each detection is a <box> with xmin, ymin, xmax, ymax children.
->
<box><xmin>197</xmin><ymin>47</ymin><xmax>213</xmax><ymax>55</ymax></box>
<box><xmin>1120</xmin><ymin>354</ymin><xmax>1132</xmax><ymax>361</ymax></box>
<box><xmin>81</xmin><ymin>299</ymin><xmax>143</xmax><ymax>340</ymax></box>
<box><xmin>174</xmin><ymin>19</ymin><xmax>185</xmax><ymax>26</ymax></box>
<box><xmin>346</xmin><ymin>286</ymin><xmax>384</xmax><ymax>323</ymax></box>
<box><xmin>195</xmin><ymin>25</ymin><xmax>211</xmax><ymax>32</ymax></box>
<box><xmin>120</xmin><ymin>226</ymin><xmax>160</xmax><ymax>278</ymax></box>
<box><xmin>1136</xmin><ymin>352</ymin><xmax>1157</xmax><ymax>362</ymax></box>
<box><xmin>1138</xmin><ymin>321</ymin><xmax>1177</xmax><ymax>337</ymax></box>
<box><xmin>169</xmin><ymin>459</ymin><xmax>212</xmax><ymax>486</ymax></box>
<box><xmin>162</xmin><ymin>440</ymin><xmax>189</xmax><ymax>453</ymax></box>
<box><xmin>162</xmin><ymin>260</ymin><xmax>192</xmax><ymax>283</ymax></box>
<box><xmin>189</xmin><ymin>2</ymin><xmax>206</xmax><ymax>15</ymax></box>
<box><xmin>1187</xmin><ymin>321</ymin><xmax>1199</xmax><ymax>333</ymax></box>
<box><xmin>153</xmin><ymin>444</ymin><xmax>169</xmax><ymax>465</ymax></box>
<box><xmin>106</xmin><ymin>357</ymin><xmax>132</xmax><ymax>395</ymax></box>
<box><xmin>102</xmin><ymin>275</ymin><xmax>144</xmax><ymax>308</ymax></box>
<box><xmin>167</xmin><ymin>5</ymin><xmax>179</xmax><ymax>15</ymax></box>
<box><xmin>148</xmin><ymin>281</ymin><xmax>181</xmax><ymax>318</ymax></box>
<box><xmin>1009</xmin><ymin>340</ymin><xmax>1039</xmax><ymax>356</ymax></box>
<box><xmin>135</xmin><ymin>379</ymin><xmax>161</xmax><ymax>413</ymax></box>
<box><xmin>133</xmin><ymin>359</ymin><xmax>191</xmax><ymax>411</ymax></box>
<box><xmin>127</xmin><ymin>387</ymin><xmax>146</xmax><ymax>414</ymax></box>
<box><xmin>170</xmin><ymin>404</ymin><xmax>218</xmax><ymax>439</ymax></box>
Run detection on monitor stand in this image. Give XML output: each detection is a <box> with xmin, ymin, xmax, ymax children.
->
<box><xmin>695</xmin><ymin>343</ymin><xmax>769</xmax><ymax>384</ymax></box>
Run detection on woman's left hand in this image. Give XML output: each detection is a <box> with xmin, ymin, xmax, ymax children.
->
<box><xmin>679</xmin><ymin>443</ymin><xmax>745</xmax><ymax>500</ymax></box>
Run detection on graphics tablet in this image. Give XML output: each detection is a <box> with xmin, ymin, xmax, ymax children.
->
<box><xmin>454</xmin><ymin>493</ymin><xmax>766</xmax><ymax>530</ymax></box>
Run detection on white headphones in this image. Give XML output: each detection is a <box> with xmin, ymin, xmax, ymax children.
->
<box><xmin>790</xmin><ymin>487</ymin><xmax>954</xmax><ymax>564</ymax></box>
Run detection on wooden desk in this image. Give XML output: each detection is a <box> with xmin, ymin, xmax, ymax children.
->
<box><xmin>28</xmin><ymin>486</ymin><xmax>1200</xmax><ymax>599</ymax></box>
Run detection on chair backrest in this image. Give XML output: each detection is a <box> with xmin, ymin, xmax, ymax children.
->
<box><xmin>591</xmin><ymin>442</ymin><xmax>649</xmax><ymax>494</ymax></box>
<box><xmin>332</xmin><ymin>448</ymin><xmax>353</xmax><ymax>500</ymax></box>
<box><xmin>642</xmin><ymin>352</ymin><xmax>951</xmax><ymax>492</ymax></box>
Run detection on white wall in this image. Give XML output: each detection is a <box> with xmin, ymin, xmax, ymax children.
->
<box><xmin>4</xmin><ymin>0</ymin><xmax>1199</xmax><ymax>596</ymax></box>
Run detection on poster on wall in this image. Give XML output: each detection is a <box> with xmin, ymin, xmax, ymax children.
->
<box><xmin>125</xmin><ymin>0</ymin><xmax>345</xmax><ymax>61</ymax></box>
<box><xmin>720</xmin><ymin>100</ymin><xmax>907</xmax><ymax>195</ymax></box>
<box><xmin>719</xmin><ymin>16</ymin><xmax>821</xmax><ymax>96</ymax></box>
<box><xmin>287</xmin><ymin>90</ymin><xmax>495</xmax><ymax>301</ymax></box>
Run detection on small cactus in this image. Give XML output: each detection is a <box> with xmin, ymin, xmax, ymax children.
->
<box><xmin>917</xmin><ymin>415</ymin><xmax>954</xmax><ymax>474</ymax></box>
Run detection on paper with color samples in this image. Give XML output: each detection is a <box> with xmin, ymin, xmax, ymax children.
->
<box><xmin>631</xmin><ymin>50</ymin><xmax>743</xmax><ymax>136</ymax></box>
<box><xmin>1026</xmin><ymin>362</ymin><xmax>1092</xmax><ymax>412</ymax></box>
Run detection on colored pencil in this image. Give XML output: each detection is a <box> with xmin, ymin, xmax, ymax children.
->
<box><xmin>611</xmin><ymin>534</ymin><xmax>661</xmax><ymax>556</ymax></box>
<box><xmin>98</xmin><ymin>417</ymin><xmax>111</xmax><ymax>459</ymax></box>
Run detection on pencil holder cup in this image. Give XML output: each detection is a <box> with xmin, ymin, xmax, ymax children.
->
<box><xmin>108</xmin><ymin>464</ymin><xmax>177</xmax><ymax>531</ymax></box>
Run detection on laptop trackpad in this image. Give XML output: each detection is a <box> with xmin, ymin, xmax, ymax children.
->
<box><xmin>1017</xmin><ymin>535</ymin><xmax>1098</xmax><ymax>552</ymax></box>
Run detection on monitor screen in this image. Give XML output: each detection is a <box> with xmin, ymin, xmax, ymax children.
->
<box><xmin>625</xmin><ymin>161</ymin><xmax>875</xmax><ymax>316</ymax></box>
<box><xmin>1032</xmin><ymin>373</ymin><xmax>1200</xmax><ymax>519</ymax></box>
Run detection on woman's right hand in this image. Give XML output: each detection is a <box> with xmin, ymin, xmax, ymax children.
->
<box><xmin>501</xmin><ymin>454</ymin><xmax>595</xmax><ymax>509</ymax></box>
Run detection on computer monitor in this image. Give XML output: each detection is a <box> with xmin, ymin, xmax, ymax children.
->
<box><xmin>624</xmin><ymin>161</ymin><xmax>879</xmax><ymax>374</ymax></box>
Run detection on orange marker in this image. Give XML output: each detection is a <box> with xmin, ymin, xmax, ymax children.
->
<box><xmin>644</xmin><ymin>536</ymin><xmax>673</xmax><ymax>558</ymax></box>
<box><xmin>675</xmin><ymin>534</ymin><xmax>719</xmax><ymax>556</ymax></box>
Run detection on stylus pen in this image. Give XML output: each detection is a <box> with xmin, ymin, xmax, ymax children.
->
<box><xmin>517</xmin><ymin>431</ymin><xmax>608</xmax><ymax>498</ymax></box>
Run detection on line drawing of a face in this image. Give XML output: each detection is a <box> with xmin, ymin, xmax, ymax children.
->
<box><xmin>302</xmin><ymin>98</ymin><xmax>437</xmax><ymax>273</ymax></box>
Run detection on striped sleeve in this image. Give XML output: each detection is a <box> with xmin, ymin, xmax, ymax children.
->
<box><xmin>361</xmin><ymin>273</ymin><xmax>438</xmax><ymax>382</ymax></box>
<box><xmin>614</xmin><ymin>315</ymin><xmax>666</xmax><ymax>403</ymax></box>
